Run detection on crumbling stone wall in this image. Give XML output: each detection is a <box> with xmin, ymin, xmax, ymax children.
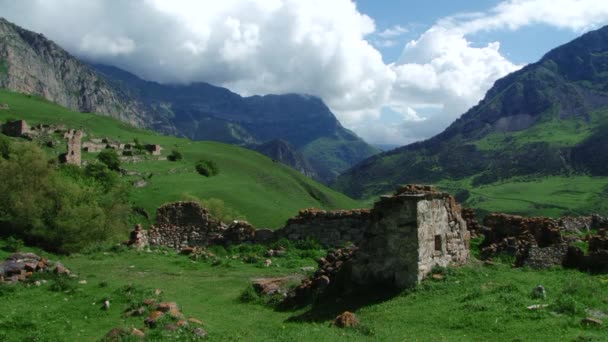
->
<box><xmin>147</xmin><ymin>202</ymin><xmax>225</xmax><ymax>249</ymax></box>
<box><xmin>2</xmin><ymin>120</ymin><xmax>29</xmax><ymax>137</ymax></box>
<box><xmin>274</xmin><ymin>209</ymin><xmax>371</xmax><ymax>247</ymax></box>
<box><xmin>351</xmin><ymin>185</ymin><xmax>470</xmax><ymax>289</ymax></box>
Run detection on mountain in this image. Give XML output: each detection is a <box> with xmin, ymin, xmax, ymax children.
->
<box><xmin>0</xmin><ymin>18</ymin><xmax>163</xmax><ymax>129</ymax></box>
<box><xmin>335</xmin><ymin>25</ymin><xmax>608</xmax><ymax>199</ymax></box>
<box><xmin>0</xmin><ymin>18</ymin><xmax>378</xmax><ymax>183</ymax></box>
<box><xmin>93</xmin><ymin>64</ymin><xmax>379</xmax><ymax>182</ymax></box>
<box><xmin>250</xmin><ymin>139</ymin><xmax>318</xmax><ymax>179</ymax></box>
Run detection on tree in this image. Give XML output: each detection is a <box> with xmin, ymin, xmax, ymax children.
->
<box><xmin>168</xmin><ymin>149</ymin><xmax>182</xmax><ymax>162</ymax></box>
<box><xmin>195</xmin><ymin>159</ymin><xmax>219</xmax><ymax>177</ymax></box>
<box><xmin>98</xmin><ymin>148</ymin><xmax>121</xmax><ymax>171</ymax></box>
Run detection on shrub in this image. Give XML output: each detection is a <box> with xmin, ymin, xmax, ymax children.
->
<box><xmin>97</xmin><ymin>148</ymin><xmax>121</xmax><ymax>171</ymax></box>
<box><xmin>3</xmin><ymin>236</ymin><xmax>24</xmax><ymax>252</ymax></box>
<box><xmin>195</xmin><ymin>159</ymin><xmax>219</xmax><ymax>177</ymax></box>
<box><xmin>0</xmin><ymin>142</ymin><xmax>130</xmax><ymax>254</ymax></box>
<box><xmin>0</xmin><ymin>134</ymin><xmax>10</xmax><ymax>159</ymax></box>
<box><xmin>167</xmin><ymin>149</ymin><xmax>182</xmax><ymax>161</ymax></box>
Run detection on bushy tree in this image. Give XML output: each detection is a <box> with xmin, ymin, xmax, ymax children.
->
<box><xmin>0</xmin><ymin>142</ymin><xmax>130</xmax><ymax>254</ymax></box>
<box><xmin>97</xmin><ymin>148</ymin><xmax>121</xmax><ymax>171</ymax></box>
<box><xmin>168</xmin><ymin>149</ymin><xmax>182</xmax><ymax>162</ymax></box>
<box><xmin>195</xmin><ymin>159</ymin><xmax>219</xmax><ymax>177</ymax></box>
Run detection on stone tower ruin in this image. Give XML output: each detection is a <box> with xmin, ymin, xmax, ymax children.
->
<box><xmin>61</xmin><ymin>130</ymin><xmax>83</xmax><ymax>166</ymax></box>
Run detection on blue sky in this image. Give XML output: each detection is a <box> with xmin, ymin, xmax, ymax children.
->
<box><xmin>1</xmin><ymin>0</ymin><xmax>607</xmax><ymax>145</ymax></box>
<box><xmin>358</xmin><ymin>0</ymin><xmax>580</xmax><ymax>64</ymax></box>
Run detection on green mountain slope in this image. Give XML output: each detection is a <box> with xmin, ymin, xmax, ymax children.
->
<box><xmin>334</xmin><ymin>25</ymin><xmax>608</xmax><ymax>217</ymax></box>
<box><xmin>0</xmin><ymin>90</ymin><xmax>363</xmax><ymax>228</ymax></box>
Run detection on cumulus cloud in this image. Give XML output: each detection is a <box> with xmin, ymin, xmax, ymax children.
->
<box><xmin>0</xmin><ymin>0</ymin><xmax>607</xmax><ymax>145</ymax></box>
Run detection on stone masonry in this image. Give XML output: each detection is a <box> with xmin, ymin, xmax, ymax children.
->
<box><xmin>274</xmin><ymin>208</ymin><xmax>371</xmax><ymax>247</ymax></box>
<box><xmin>61</xmin><ymin>129</ymin><xmax>83</xmax><ymax>166</ymax></box>
<box><xmin>2</xmin><ymin>120</ymin><xmax>29</xmax><ymax>137</ymax></box>
<box><xmin>351</xmin><ymin>185</ymin><xmax>470</xmax><ymax>289</ymax></box>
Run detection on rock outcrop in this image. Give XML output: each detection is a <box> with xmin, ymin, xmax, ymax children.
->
<box><xmin>0</xmin><ymin>253</ymin><xmax>70</xmax><ymax>283</ymax></box>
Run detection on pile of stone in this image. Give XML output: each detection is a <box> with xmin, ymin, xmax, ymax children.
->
<box><xmin>251</xmin><ymin>275</ymin><xmax>304</xmax><ymax>297</ymax></box>
<box><xmin>564</xmin><ymin>228</ymin><xmax>608</xmax><ymax>273</ymax></box>
<box><xmin>223</xmin><ymin>220</ymin><xmax>256</xmax><ymax>245</ymax></box>
<box><xmin>286</xmin><ymin>246</ymin><xmax>358</xmax><ymax>305</ymax></box>
<box><xmin>0</xmin><ymin>253</ymin><xmax>70</xmax><ymax>283</ymax></box>
<box><xmin>106</xmin><ymin>299</ymin><xmax>207</xmax><ymax>340</ymax></box>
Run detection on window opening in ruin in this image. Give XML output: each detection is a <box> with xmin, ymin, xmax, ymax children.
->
<box><xmin>434</xmin><ymin>235</ymin><xmax>442</xmax><ymax>251</ymax></box>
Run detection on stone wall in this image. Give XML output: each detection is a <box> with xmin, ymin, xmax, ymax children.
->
<box><xmin>274</xmin><ymin>208</ymin><xmax>371</xmax><ymax>247</ymax></box>
<box><xmin>147</xmin><ymin>202</ymin><xmax>225</xmax><ymax>249</ymax></box>
<box><xmin>2</xmin><ymin>120</ymin><xmax>29</xmax><ymax>137</ymax></box>
<box><xmin>351</xmin><ymin>185</ymin><xmax>470</xmax><ymax>289</ymax></box>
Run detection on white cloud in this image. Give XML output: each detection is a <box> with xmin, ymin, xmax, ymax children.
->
<box><xmin>378</xmin><ymin>25</ymin><xmax>408</xmax><ymax>38</ymax></box>
<box><xmin>1</xmin><ymin>0</ymin><xmax>608</xmax><ymax>146</ymax></box>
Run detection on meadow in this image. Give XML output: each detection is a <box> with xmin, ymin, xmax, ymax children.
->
<box><xmin>0</xmin><ymin>90</ymin><xmax>363</xmax><ymax>228</ymax></box>
<box><xmin>0</xmin><ymin>238</ymin><xmax>606</xmax><ymax>341</ymax></box>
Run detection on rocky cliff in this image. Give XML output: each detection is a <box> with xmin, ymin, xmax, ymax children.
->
<box><xmin>0</xmin><ymin>18</ymin><xmax>156</xmax><ymax>128</ymax></box>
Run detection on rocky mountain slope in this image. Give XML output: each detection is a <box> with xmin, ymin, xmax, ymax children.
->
<box><xmin>93</xmin><ymin>64</ymin><xmax>378</xmax><ymax>183</ymax></box>
<box><xmin>250</xmin><ymin>139</ymin><xmax>318</xmax><ymax>179</ymax></box>
<box><xmin>335</xmin><ymin>25</ymin><xmax>608</xmax><ymax>198</ymax></box>
<box><xmin>0</xmin><ymin>18</ymin><xmax>160</xmax><ymax>129</ymax></box>
<box><xmin>0</xmin><ymin>18</ymin><xmax>377</xmax><ymax>183</ymax></box>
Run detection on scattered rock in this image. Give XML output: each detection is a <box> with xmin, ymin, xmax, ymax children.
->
<box><xmin>188</xmin><ymin>318</ymin><xmax>204</xmax><ymax>325</ymax></box>
<box><xmin>158</xmin><ymin>302</ymin><xmax>178</xmax><ymax>313</ymax></box>
<box><xmin>527</xmin><ymin>304</ymin><xmax>549</xmax><ymax>310</ymax></box>
<box><xmin>431</xmin><ymin>273</ymin><xmax>444</xmax><ymax>281</ymax></box>
<box><xmin>164</xmin><ymin>323</ymin><xmax>178</xmax><ymax>332</ymax></box>
<box><xmin>531</xmin><ymin>285</ymin><xmax>546</xmax><ymax>299</ymax></box>
<box><xmin>131</xmin><ymin>327</ymin><xmax>145</xmax><ymax>338</ymax></box>
<box><xmin>252</xmin><ymin>275</ymin><xmax>303</xmax><ymax>296</ymax></box>
<box><xmin>581</xmin><ymin>317</ymin><xmax>603</xmax><ymax>326</ymax></box>
<box><xmin>332</xmin><ymin>311</ymin><xmax>359</xmax><ymax>328</ymax></box>
<box><xmin>264</xmin><ymin>259</ymin><xmax>272</xmax><ymax>267</ymax></box>
<box><xmin>145</xmin><ymin>311</ymin><xmax>165</xmax><ymax>328</ymax></box>
<box><xmin>193</xmin><ymin>327</ymin><xmax>208</xmax><ymax>338</ymax></box>
<box><xmin>103</xmin><ymin>300</ymin><xmax>111</xmax><ymax>311</ymax></box>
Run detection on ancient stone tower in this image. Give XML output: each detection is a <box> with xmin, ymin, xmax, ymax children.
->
<box><xmin>350</xmin><ymin>185</ymin><xmax>470</xmax><ymax>289</ymax></box>
<box><xmin>62</xmin><ymin>130</ymin><xmax>83</xmax><ymax>166</ymax></box>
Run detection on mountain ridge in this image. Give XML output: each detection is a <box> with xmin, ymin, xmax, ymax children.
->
<box><xmin>334</xmin><ymin>24</ymin><xmax>608</xmax><ymax>198</ymax></box>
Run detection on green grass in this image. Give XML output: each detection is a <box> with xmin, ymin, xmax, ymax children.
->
<box><xmin>440</xmin><ymin>175</ymin><xmax>608</xmax><ymax>217</ymax></box>
<box><xmin>1</xmin><ymin>239</ymin><xmax>606</xmax><ymax>341</ymax></box>
<box><xmin>474</xmin><ymin>109</ymin><xmax>608</xmax><ymax>151</ymax></box>
<box><xmin>0</xmin><ymin>89</ymin><xmax>364</xmax><ymax>228</ymax></box>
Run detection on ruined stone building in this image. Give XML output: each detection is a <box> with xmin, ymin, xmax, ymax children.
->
<box><xmin>145</xmin><ymin>144</ymin><xmax>162</xmax><ymax>156</ymax></box>
<box><xmin>351</xmin><ymin>186</ymin><xmax>470</xmax><ymax>288</ymax></box>
<box><xmin>1</xmin><ymin>120</ymin><xmax>29</xmax><ymax>137</ymax></box>
<box><xmin>61</xmin><ymin>129</ymin><xmax>83</xmax><ymax>166</ymax></box>
<box><xmin>135</xmin><ymin>185</ymin><xmax>470</xmax><ymax>288</ymax></box>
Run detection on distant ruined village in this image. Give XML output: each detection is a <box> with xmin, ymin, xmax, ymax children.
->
<box><xmin>1</xmin><ymin>118</ymin><xmax>163</xmax><ymax>166</ymax></box>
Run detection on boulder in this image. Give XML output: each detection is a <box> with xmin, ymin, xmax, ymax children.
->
<box><xmin>333</xmin><ymin>311</ymin><xmax>359</xmax><ymax>328</ymax></box>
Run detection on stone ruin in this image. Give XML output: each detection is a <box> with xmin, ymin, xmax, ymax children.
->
<box><xmin>276</xmin><ymin>208</ymin><xmax>371</xmax><ymax>247</ymax></box>
<box><xmin>60</xmin><ymin>129</ymin><xmax>83</xmax><ymax>166</ymax></box>
<box><xmin>131</xmin><ymin>185</ymin><xmax>470</xmax><ymax>289</ymax></box>
<box><xmin>1</xmin><ymin>119</ymin><xmax>29</xmax><ymax>137</ymax></box>
<box><xmin>351</xmin><ymin>185</ymin><xmax>469</xmax><ymax>288</ymax></box>
<box><xmin>479</xmin><ymin>213</ymin><xmax>608</xmax><ymax>271</ymax></box>
<box><xmin>145</xmin><ymin>144</ymin><xmax>162</xmax><ymax>156</ymax></box>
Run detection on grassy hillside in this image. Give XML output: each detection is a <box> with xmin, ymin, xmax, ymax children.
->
<box><xmin>0</xmin><ymin>90</ymin><xmax>363</xmax><ymax>228</ymax></box>
<box><xmin>439</xmin><ymin>176</ymin><xmax>608</xmax><ymax>218</ymax></box>
<box><xmin>1</xmin><ymin>240</ymin><xmax>606</xmax><ymax>341</ymax></box>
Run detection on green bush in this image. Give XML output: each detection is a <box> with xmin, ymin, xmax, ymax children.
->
<box><xmin>168</xmin><ymin>149</ymin><xmax>182</xmax><ymax>162</ymax></box>
<box><xmin>0</xmin><ymin>134</ymin><xmax>10</xmax><ymax>159</ymax></box>
<box><xmin>97</xmin><ymin>148</ymin><xmax>121</xmax><ymax>171</ymax></box>
<box><xmin>0</xmin><ymin>142</ymin><xmax>130</xmax><ymax>254</ymax></box>
<box><xmin>3</xmin><ymin>236</ymin><xmax>24</xmax><ymax>252</ymax></box>
<box><xmin>195</xmin><ymin>159</ymin><xmax>219</xmax><ymax>177</ymax></box>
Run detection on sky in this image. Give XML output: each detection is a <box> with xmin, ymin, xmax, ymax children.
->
<box><xmin>1</xmin><ymin>0</ymin><xmax>607</xmax><ymax>145</ymax></box>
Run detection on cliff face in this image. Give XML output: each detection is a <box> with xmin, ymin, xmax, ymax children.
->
<box><xmin>0</xmin><ymin>18</ymin><xmax>151</xmax><ymax>127</ymax></box>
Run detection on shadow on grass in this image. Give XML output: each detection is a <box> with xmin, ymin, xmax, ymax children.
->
<box><xmin>280</xmin><ymin>285</ymin><xmax>404</xmax><ymax>323</ymax></box>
